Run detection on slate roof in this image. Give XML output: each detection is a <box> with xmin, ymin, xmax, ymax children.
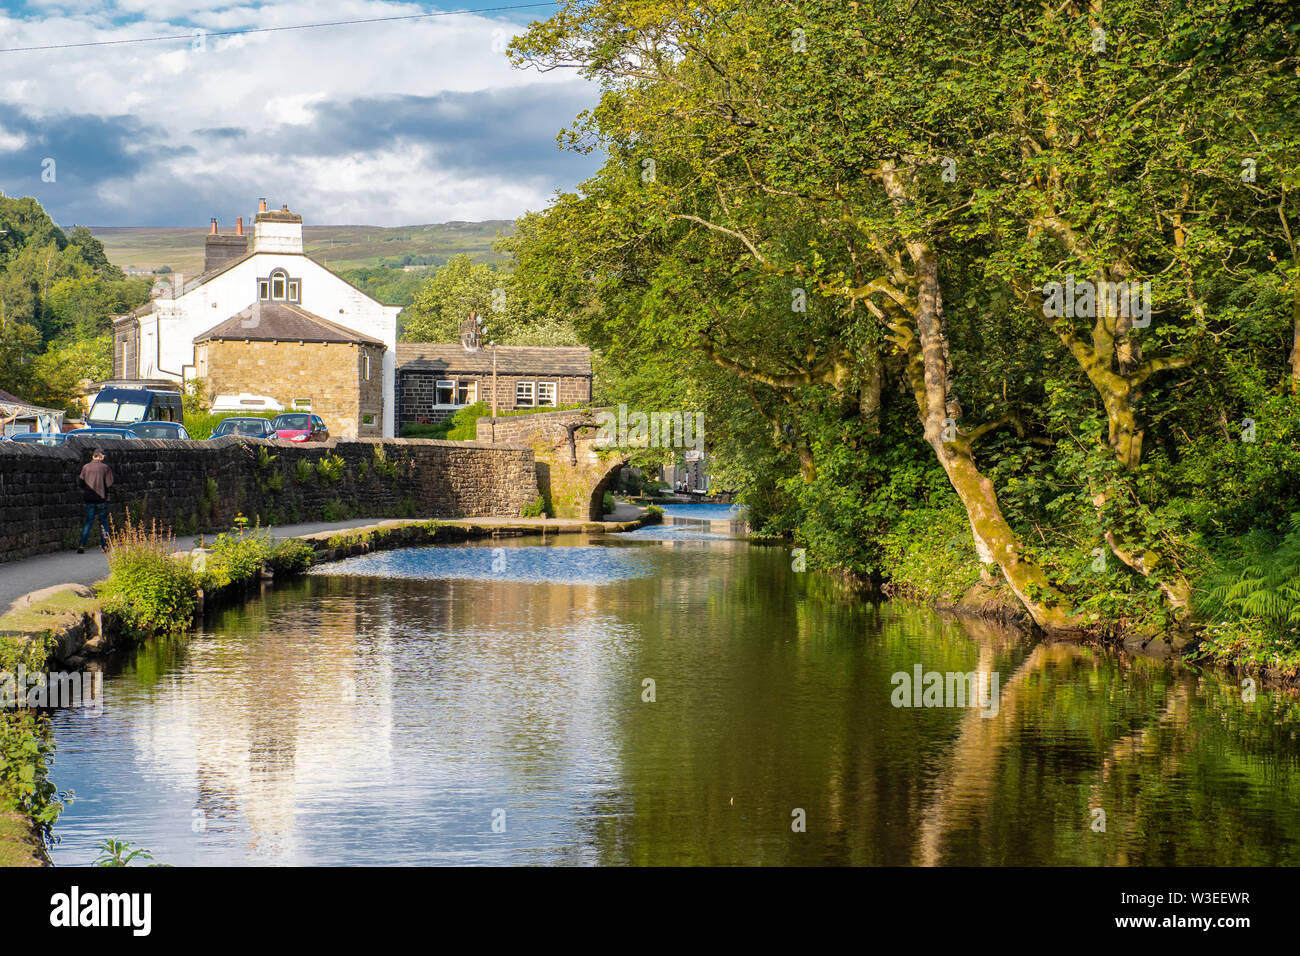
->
<box><xmin>395</xmin><ymin>343</ymin><xmax>593</xmax><ymax>376</ymax></box>
<box><xmin>194</xmin><ymin>302</ymin><xmax>385</xmax><ymax>346</ymax></box>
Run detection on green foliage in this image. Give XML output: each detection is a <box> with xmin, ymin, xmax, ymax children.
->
<box><xmin>197</xmin><ymin>522</ymin><xmax>314</xmax><ymax>589</ymax></box>
<box><xmin>98</xmin><ymin>516</ymin><xmax>197</xmax><ymax>638</ymax></box>
<box><xmin>294</xmin><ymin>458</ymin><xmax>314</xmax><ymax>484</ymax></box>
<box><xmin>315</xmin><ymin>454</ymin><xmax>345</xmax><ymax>483</ymax></box>
<box><xmin>602</xmin><ymin>491</ymin><xmax>616</xmax><ymax>515</ymax></box>
<box><xmin>93</xmin><ymin>839</ymin><xmax>164</xmax><ymax>867</ymax></box>
<box><xmin>880</xmin><ymin>500</ymin><xmax>984</xmax><ymax>601</ymax></box>
<box><xmin>1199</xmin><ymin>514</ymin><xmax>1300</xmax><ymax>636</ymax></box>
<box><xmin>521</xmin><ymin>495</ymin><xmax>548</xmax><ymax>518</ymax></box>
<box><xmin>322</xmin><ymin>499</ymin><xmax>347</xmax><ymax>522</ymax></box>
<box><xmin>371</xmin><ymin>445</ymin><xmax>399</xmax><ymax>478</ymax></box>
<box><xmin>0</xmin><ymin>712</ymin><xmax>72</xmax><ymax>840</ymax></box>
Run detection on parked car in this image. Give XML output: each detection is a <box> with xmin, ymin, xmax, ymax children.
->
<box><xmin>270</xmin><ymin>413</ymin><xmax>329</xmax><ymax>443</ymax></box>
<box><xmin>7</xmin><ymin>432</ymin><xmax>67</xmax><ymax>446</ymax></box>
<box><xmin>66</xmin><ymin>426</ymin><xmax>139</xmax><ymax>441</ymax></box>
<box><xmin>87</xmin><ymin>386</ymin><xmax>183</xmax><ymax>426</ymax></box>
<box><xmin>129</xmin><ymin>421</ymin><xmax>191</xmax><ymax>440</ymax></box>
<box><xmin>211</xmin><ymin>417</ymin><xmax>277</xmax><ymax>439</ymax></box>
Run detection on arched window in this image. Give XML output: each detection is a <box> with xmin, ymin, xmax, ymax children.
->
<box><xmin>259</xmin><ymin>270</ymin><xmax>300</xmax><ymax>302</ymax></box>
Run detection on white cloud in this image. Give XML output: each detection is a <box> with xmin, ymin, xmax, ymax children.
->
<box><xmin>0</xmin><ymin>1</ymin><xmax>599</xmax><ymax>225</ymax></box>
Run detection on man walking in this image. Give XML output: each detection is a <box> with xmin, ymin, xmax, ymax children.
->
<box><xmin>78</xmin><ymin>448</ymin><xmax>114</xmax><ymax>554</ymax></box>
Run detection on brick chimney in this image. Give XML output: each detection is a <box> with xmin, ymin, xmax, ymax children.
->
<box><xmin>204</xmin><ymin>217</ymin><xmax>249</xmax><ymax>272</ymax></box>
<box><xmin>258</xmin><ymin>198</ymin><xmax>267</xmax><ymax>212</ymax></box>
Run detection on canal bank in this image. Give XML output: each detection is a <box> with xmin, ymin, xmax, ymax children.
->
<box><xmin>0</xmin><ymin>505</ymin><xmax>660</xmax><ymax>867</ymax></box>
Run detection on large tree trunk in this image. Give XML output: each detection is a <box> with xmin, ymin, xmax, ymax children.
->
<box><xmin>882</xmin><ymin>163</ymin><xmax>1079</xmax><ymax>632</ymax></box>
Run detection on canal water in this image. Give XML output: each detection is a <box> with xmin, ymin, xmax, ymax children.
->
<box><xmin>45</xmin><ymin>518</ymin><xmax>1300</xmax><ymax>865</ymax></box>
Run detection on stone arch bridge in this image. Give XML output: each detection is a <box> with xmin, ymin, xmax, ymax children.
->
<box><xmin>476</xmin><ymin>408</ymin><xmax>628</xmax><ymax>521</ymax></box>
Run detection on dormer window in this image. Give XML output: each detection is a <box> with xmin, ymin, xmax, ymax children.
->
<box><xmin>258</xmin><ymin>269</ymin><xmax>300</xmax><ymax>303</ymax></box>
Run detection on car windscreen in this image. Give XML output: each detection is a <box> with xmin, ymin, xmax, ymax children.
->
<box><xmin>132</xmin><ymin>424</ymin><xmax>175</xmax><ymax>438</ymax></box>
<box><xmin>89</xmin><ymin>400</ymin><xmax>149</xmax><ymax>423</ymax></box>
<box><xmin>274</xmin><ymin>414</ymin><xmax>310</xmax><ymax>430</ymax></box>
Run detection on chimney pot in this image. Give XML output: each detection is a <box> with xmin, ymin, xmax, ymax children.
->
<box><xmin>235</xmin><ymin>216</ymin><xmax>244</xmax><ymax>236</ymax></box>
<box><xmin>258</xmin><ymin>198</ymin><xmax>267</xmax><ymax>212</ymax></box>
<box><xmin>209</xmin><ymin>218</ymin><xmax>218</xmax><ymax>235</ymax></box>
<box><xmin>281</xmin><ymin>204</ymin><xmax>289</xmax><ymax>212</ymax></box>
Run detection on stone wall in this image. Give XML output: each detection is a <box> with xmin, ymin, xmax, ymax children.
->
<box><xmin>0</xmin><ymin>436</ymin><xmax>538</xmax><ymax>564</ymax></box>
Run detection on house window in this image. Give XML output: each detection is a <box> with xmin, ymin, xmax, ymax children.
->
<box><xmin>457</xmin><ymin>381</ymin><xmax>477</xmax><ymax>405</ymax></box>
<box><xmin>363</xmin><ymin>353</ymin><xmax>371</xmax><ymax>381</ymax></box>
<box><xmin>258</xmin><ymin>280</ymin><xmax>270</xmax><ymax>299</ymax></box>
<box><xmin>362</xmin><ymin>413</ymin><xmax>376</xmax><ymax>427</ymax></box>
<box><xmin>271</xmin><ymin>273</ymin><xmax>286</xmax><ymax>299</ymax></box>
<box><xmin>537</xmin><ymin>382</ymin><xmax>557</xmax><ymax>407</ymax></box>
<box><xmin>436</xmin><ymin>380</ymin><xmax>456</xmax><ymax>405</ymax></box>
<box><xmin>287</xmin><ymin>279</ymin><xmax>300</xmax><ymax>302</ymax></box>
<box><xmin>515</xmin><ymin>381</ymin><xmax>535</xmax><ymax>408</ymax></box>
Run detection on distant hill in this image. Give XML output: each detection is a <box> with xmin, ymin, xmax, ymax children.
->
<box><xmin>88</xmin><ymin>220</ymin><xmax>515</xmax><ymax>277</ymax></box>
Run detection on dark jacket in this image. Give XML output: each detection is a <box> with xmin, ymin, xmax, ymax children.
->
<box><xmin>79</xmin><ymin>460</ymin><xmax>113</xmax><ymax>504</ymax></box>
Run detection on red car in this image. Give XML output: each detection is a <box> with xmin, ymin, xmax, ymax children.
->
<box><xmin>270</xmin><ymin>413</ymin><xmax>329</xmax><ymax>443</ymax></box>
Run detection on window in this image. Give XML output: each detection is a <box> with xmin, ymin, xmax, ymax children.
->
<box><xmin>457</xmin><ymin>381</ymin><xmax>477</xmax><ymax>405</ymax></box>
<box><xmin>537</xmin><ymin>382</ymin><xmax>557</xmax><ymax>407</ymax></box>
<box><xmin>258</xmin><ymin>280</ymin><xmax>270</xmax><ymax>299</ymax></box>
<box><xmin>362</xmin><ymin>413</ymin><xmax>376</xmax><ymax>427</ymax></box>
<box><xmin>436</xmin><ymin>380</ymin><xmax>455</xmax><ymax>405</ymax></box>
<box><xmin>363</xmin><ymin>353</ymin><xmax>371</xmax><ymax>381</ymax></box>
<box><xmin>515</xmin><ymin>381</ymin><xmax>535</xmax><ymax>408</ymax></box>
<box><xmin>272</xmin><ymin>275</ymin><xmax>286</xmax><ymax>299</ymax></box>
<box><xmin>259</xmin><ymin>270</ymin><xmax>299</xmax><ymax>301</ymax></box>
<box><xmin>287</xmin><ymin>280</ymin><xmax>300</xmax><ymax>302</ymax></box>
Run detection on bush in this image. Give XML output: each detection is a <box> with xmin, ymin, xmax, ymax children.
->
<box><xmin>99</xmin><ymin>516</ymin><xmax>198</xmax><ymax>637</ymax></box>
<box><xmin>879</xmin><ymin>498</ymin><xmax>983</xmax><ymax>601</ymax></box>
<box><xmin>521</xmin><ymin>496</ymin><xmax>548</xmax><ymax>518</ymax></box>
<box><xmin>294</xmin><ymin>459</ymin><xmax>314</xmax><ymax>484</ymax></box>
<box><xmin>315</xmin><ymin>454</ymin><xmax>345</xmax><ymax>483</ymax></box>
<box><xmin>602</xmin><ymin>491</ymin><xmax>616</xmax><ymax>515</ymax></box>
<box><xmin>197</xmin><ymin>523</ymin><xmax>315</xmax><ymax>590</ymax></box>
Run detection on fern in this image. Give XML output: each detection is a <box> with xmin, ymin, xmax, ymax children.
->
<box><xmin>1199</xmin><ymin>514</ymin><xmax>1300</xmax><ymax>627</ymax></box>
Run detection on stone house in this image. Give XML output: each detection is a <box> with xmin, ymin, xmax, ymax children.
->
<box><xmin>395</xmin><ymin>344</ymin><xmax>593</xmax><ymax>426</ymax></box>
<box><xmin>193</xmin><ymin>303</ymin><xmax>386</xmax><ymax>438</ymax></box>
<box><xmin>112</xmin><ymin>200</ymin><xmax>401</xmax><ymax>436</ymax></box>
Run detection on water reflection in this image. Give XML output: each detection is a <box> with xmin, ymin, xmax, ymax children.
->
<box><xmin>46</xmin><ymin>536</ymin><xmax>1300</xmax><ymax>866</ymax></box>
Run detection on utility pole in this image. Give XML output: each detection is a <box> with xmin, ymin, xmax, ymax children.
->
<box><xmin>490</xmin><ymin>340</ymin><xmax>498</xmax><ymax>442</ymax></box>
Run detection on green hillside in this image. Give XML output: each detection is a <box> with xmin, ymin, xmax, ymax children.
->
<box><xmin>89</xmin><ymin>220</ymin><xmax>515</xmax><ymax>277</ymax></box>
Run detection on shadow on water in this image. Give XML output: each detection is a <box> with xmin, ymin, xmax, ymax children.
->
<box><xmin>42</xmin><ymin>533</ymin><xmax>1300</xmax><ymax>866</ymax></box>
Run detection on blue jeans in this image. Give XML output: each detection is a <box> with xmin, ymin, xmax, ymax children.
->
<box><xmin>80</xmin><ymin>502</ymin><xmax>110</xmax><ymax>548</ymax></box>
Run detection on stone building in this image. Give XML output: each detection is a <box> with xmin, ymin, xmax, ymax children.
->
<box><xmin>111</xmin><ymin>200</ymin><xmax>401</xmax><ymax>436</ymax></box>
<box><xmin>395</xmin><ymin>344</ymin><xmax>593</xmax><ymax>426</ymax></box>
<box><xmin>194</xmin><ymin>304</ymin><xmax>386</xmax><ymax>438</ymax></box>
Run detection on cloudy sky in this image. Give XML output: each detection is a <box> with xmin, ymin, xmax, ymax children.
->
<box><xmin>0</xmin><ymin>1</ymin><xmax>602</xmax><ymax>226</ymax></box>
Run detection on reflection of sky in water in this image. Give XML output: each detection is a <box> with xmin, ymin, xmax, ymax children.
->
<box><xmin>657</xmin><ymin>503</ymin><xmax>744</xmax><ymax>520</ymax></box>
<box><xmin>311</xmin><ymin>544</ymin><xmax>656</xmax><ymax>585</ymax></box>
<box><xmin>624</xmin><ymin>524</ymin><xmax>735</xmax><ymax>542</ymax></box>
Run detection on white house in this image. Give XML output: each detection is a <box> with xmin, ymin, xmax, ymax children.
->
<box><xmin>112</xmin><ymin>200</ymin><xmax>402</xmax><ymax>436</ymax></box>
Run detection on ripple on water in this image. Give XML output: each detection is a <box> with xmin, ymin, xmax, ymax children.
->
<box><xmin>310</xmin><ymin>544</ymin><xmax>656</xmax><ymax>585</ymax></box>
